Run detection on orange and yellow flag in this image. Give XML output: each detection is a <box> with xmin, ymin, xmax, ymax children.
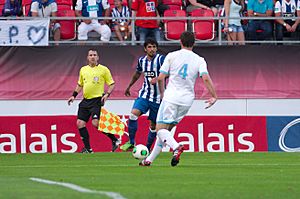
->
<box><xmin>98</xmin><ymin>107</ymin><xmax>125</xmax><ymax>135</ymax></box>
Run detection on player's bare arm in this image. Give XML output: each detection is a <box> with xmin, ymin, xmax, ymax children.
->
<box><xmin>150</xmin><ymin>77</ymin><xmax>157</xmax><ymax>85</ymax></box>
<box><xmin>67</xmin><ymin>84</ymin><xmax>83</xmax><ymax>105</ymax></box>
<box><xmin>125</xmin><ymin>71</ymin><xmax>142</xmax><ymax>96</ymax></box>
<box><xmin>202</xmin><ymin>74</ymin><xmax>217</xmax><ymax>109</ymax></box>
<box><xmin>101</xmin><ymin>8</ymin><xmax>110</xmax><ymax>25</ymax></box>
<box><xmin>150</xmin><ymin>72</ymin><xmax>168</xmax><ymax>85</ymax></box>
<box><xmin>157</xmin><ymin>73</ymin><xmax>167</xmax><ymax>99</ymax></box>
<box><xmin>75</xmin><ymin>10</ymin><xmax>91</xmax><ymax>24</ymax></box>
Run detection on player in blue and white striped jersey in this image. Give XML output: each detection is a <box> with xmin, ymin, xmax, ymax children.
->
<box><xmin>120</xmin><ymin>38</ymin><xmax>165</xmax><ymax>151</ymax></box>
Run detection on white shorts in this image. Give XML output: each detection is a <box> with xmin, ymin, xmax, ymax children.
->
<box><xmin>77</xmin><ymin>20</ymin><xmax>111</xmax><ymax>41</ymax></box>
<box><xmin>51</xmin><ymin>22</ymin><xmax>61</xmax><ymax>32</ymax></box>
<box><xmin>156</xmin><ymin>100</ymin><xmax>190</xmax><ymax>124</ymax></box>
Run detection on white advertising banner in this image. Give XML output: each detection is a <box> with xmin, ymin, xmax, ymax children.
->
<box><xmin>0</xmin><ymin>19</ymin><xmax>50</xmax><ymax>46</ymax></box>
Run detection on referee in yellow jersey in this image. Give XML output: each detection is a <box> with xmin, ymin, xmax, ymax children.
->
<box><xmin>68</xmin><ymin>49</ymin><xmax>120</xmax><ymax>153</ymax></box>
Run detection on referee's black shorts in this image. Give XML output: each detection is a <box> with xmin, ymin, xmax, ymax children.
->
<box><xmin>77</xmin><ymin>97</ymin><xmax>102</xmax><ymax>122</ymax></box>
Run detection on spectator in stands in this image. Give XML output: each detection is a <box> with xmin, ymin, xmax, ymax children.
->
<box><xmin>131</xmin><ymin>0</ymin><xmax>161</xmax><ymax>42</ymax></box>
<box><xmin>30</xmin><ymin>0</ymin><xmax>61</xmax><ymax>43</ymax></box>
<box><xmin>2</xmin><ymin>0</ymin><xmax>22</xmax><ymax>17</ymax></box>
<box><xmin>224</xmin><ymin>0</ymin><xmax>246</xmax><ymax>45</ymax></box>
<box><xmin>214</xmin><ymin>0</ymin><xmax>225</xmax><ymax>10</ymax></box>
<box><xmin>111</xmin><ymin>0</ymin><xmax>131</xmax><ymax>42</ymax></box>
<box><xmin>157</xmin><ymin>0</ymin><xmax>169</xmax><ymax>17</ymax></box>
<box><xmin>247</xmin><ymin>0</ymin><xmax>274</xmax><ymax>42</ymax></box>
<box><xmin>274</xmin><ymin>0</ymin><xmax>300</xmax><ymax>42</ymax></box>
<box><xmin>127</xmin><ymin>0</ymin><xmax>132</xmax><ymax>9</ymax></box>
<box><xmin>186</xmin><ymin>0</ymin><xmax>218</xmax><ymax>16</ymax></box>
<box><xmin>157</xmin><ymin>0</ymin><xmax>170</xmax><ymax>33</ymax></box>
<box><xmin>75</xmin><ymin>0</ymin><xmax>111</xmax><ymax>41</ymax></box>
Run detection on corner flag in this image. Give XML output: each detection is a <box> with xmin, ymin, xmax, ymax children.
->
<box><xmin>98</xmin><ymin>107</ymin><xmax>125</xmax><ymax>135</ymax></box>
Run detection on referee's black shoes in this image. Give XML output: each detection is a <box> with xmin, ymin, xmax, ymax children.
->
<box><xmin>80</xmin><ymin>148</ymin><xmax>93</xmax><ymax>153</ymax></box>
<box><xmin>112</xmin><ymin>139</ymin><xmax>121</xmax><ymax>152</ymax></box>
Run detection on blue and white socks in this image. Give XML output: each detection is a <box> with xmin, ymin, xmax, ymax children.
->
<box><xmin>128</xmin><ymin>114</ymin><xmax>138</xmax><ymax>145</ymax></box>
<box><xmin>146</xmin><ymin>128</ymin><xmax>157</xmax><ymax>150</ymax></box>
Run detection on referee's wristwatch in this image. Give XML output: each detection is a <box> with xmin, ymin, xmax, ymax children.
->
<box><xmin>283</xmin><ymin>22</ymin><xmax>287</xmax><ymax>27</ymax></box>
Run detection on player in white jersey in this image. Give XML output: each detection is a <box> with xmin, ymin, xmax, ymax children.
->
<box><xmin>140</xmin><ymin>31</ymin><xmax>217</xmax><ymax>167</ymax></box>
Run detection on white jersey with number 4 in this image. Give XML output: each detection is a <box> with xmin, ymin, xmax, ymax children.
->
<box><xmin>160</xmin><ymin>49</ymin><xmax>208</xmax><ymax>106</ymax></box>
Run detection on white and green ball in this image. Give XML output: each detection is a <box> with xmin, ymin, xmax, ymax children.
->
<box><xmin>132</xmin><ymin>144</ymin><xmax>149</xmax><ymax>160</ymax></box>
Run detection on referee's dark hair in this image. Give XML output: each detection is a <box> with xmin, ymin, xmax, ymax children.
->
<box><xmin>88</xmin><ymin>49</ymin><xmax>98</xmax><ymax>53</ymax></box>
<box><xmin>180</xmin><ymin>31</ymin><xmax>195</xmax><ymax>48</ymax></box>
<box><xmin>144</xmin><ymin>38</ymin><xmax>158</xmax><ymax>48</ymax></box>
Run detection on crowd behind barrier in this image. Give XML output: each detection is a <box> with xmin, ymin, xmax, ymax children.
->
<box><xmin>0</xmin><ymin>0</ymin><xmax>299</xmax><ymax>45</ymax></box>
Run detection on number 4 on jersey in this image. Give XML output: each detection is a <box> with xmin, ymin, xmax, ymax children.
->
<box><xmin>178</xmin><ymin>64</ymin><xmax>188</xmax><ymax>79</ymax></box>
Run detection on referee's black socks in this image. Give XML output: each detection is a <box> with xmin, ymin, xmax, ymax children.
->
<box><xmin>79</xmin><ymin>127</ymin><xmax>91</xmax><ymax>150</ymax></box>
<box><xmin>103</xmin><ymin>132</ymin><xmax>118</xmax><ymax>142</ymax></box>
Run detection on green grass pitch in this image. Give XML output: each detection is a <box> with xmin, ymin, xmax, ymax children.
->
<box><xmin>1</xmin><ymin>152</ymin><xmax>300</xmax><ymax>199</ymax></box>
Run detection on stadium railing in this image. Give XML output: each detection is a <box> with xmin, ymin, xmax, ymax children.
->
<box><xmin>0</xmin><ymin>15</ymin><xmax>299</xmax><ymax>45</ymax></box>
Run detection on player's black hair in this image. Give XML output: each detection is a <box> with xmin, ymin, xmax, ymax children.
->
<box><xmin>144</xmin><ymin>38</ymin><xmax>158</xmax><ymax>48</ymax></box>
<box><xmin>180</xmin><ymin>31</ymin><xmax>195</xmax><ymax>48</ymax></box>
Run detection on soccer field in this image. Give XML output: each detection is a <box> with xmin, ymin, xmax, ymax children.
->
<box><xmin>0</xmin><ymin>152</ymin><xmax>300</xmax><ymax>199</ymax></box>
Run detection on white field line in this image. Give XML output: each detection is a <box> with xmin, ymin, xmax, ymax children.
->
<box><xmin>1</xmin><ymin>163</ymin><xmax>300</xmax><ymax>168</ymax></box>
<box><xmin>30</xmin><ymin>177</ymin><xmax>127</xmax><ymax>199</ymax></box>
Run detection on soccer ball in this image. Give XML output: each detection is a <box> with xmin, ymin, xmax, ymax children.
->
<box><xmin>132</xmin><ymin>144</ymin><xmax>149</xmax><ymax>160</ymax></box>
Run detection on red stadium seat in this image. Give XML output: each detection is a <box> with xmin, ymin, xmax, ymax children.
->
<box><xmin>0</xmin><ymin>0</ymin><xmax>5</xmax><ymax>16</ymax></box>
<box><xmin>0</xmin><ymin>3</ymin><xmax>4</xmax><ymax>17</ymax></box>
<box><xmin>163</xmin><ymin>9</ymin><xmax>187</xmax><ymax>40</ymax></box>
<box><xmin>57</xmin><ymin>9</ymin><xmax>76</xmax><ymax>40</ymax></box>
<box><xmin>22</xmin><ymin>0</ymin><xmax>32</xmax><ymax>16</ymax></box>
<box><xmin>56</xmin><ymin>0</ymin><xmax>72</xmax><ymax>5</ymax></box>
<box><xmin>191</xmin><ymin>8</ymin><xmax>214</xmax><ymax>41</ymax></box>
<box><xmin>162</xmin><ymin>0</ymin><xmax>182</xmax><ymax>10</ymax></box>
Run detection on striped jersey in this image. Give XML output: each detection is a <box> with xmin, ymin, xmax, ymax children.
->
<box><xmin>75</xmin><ymin>0</ymin><xmax>110</xmax><ymax>17</ymax></box>
<box><xmin>136</xmin><ymin>53</ymin><xmax>165</xmax><ymax>104</ymax></box>
<box><xmin>275</xmin><ymin>0</ymin><xmax>300</xmax><ymax>16</ymax></box>
<box><xmin>111</xmin><ymin>5</ymin><xmax>131</xmax><ymax>23</ymax></box>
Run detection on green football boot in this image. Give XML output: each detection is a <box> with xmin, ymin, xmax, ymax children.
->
<box><xmin>120</xmin><ymin>141</ymin><xmax>134</xmax><ymax>151</ymax></box>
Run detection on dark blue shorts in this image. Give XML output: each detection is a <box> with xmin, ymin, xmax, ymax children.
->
<box><xmin>132</xmin><ymin>97</ymin><xmax>160</xmax><ymax>123</ymax></box>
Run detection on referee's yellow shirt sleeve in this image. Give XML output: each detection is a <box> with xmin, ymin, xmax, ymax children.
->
<box><xmin>77</xmin><ymin>68</ymin><xmax>84</xmax><ymax>86</ymax></box>
<box><xmin>104</xmin><ymin>67</ymin><xmax>115</xmax><ymax>85</ymax></box>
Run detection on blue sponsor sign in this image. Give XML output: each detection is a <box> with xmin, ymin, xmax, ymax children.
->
<box><xmin>267</xmin><ymin>116</ymin><xmax>300</xmax><ymax>152</ymax></box>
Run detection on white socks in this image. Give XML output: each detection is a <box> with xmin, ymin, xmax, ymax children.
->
<box><xmin>146</xmin><ymin>129</ymin><xmax>180</xmax><ymax>163</ymax></box>
<box><xmin>157</xmin><ymin>129</ymin><xmax>180</xmax><ymax>150</ymax></box>
<box><xmin>146</xmin><ymin>137</ymin><xmax>164</xmax><ymax>163</ymax></box>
